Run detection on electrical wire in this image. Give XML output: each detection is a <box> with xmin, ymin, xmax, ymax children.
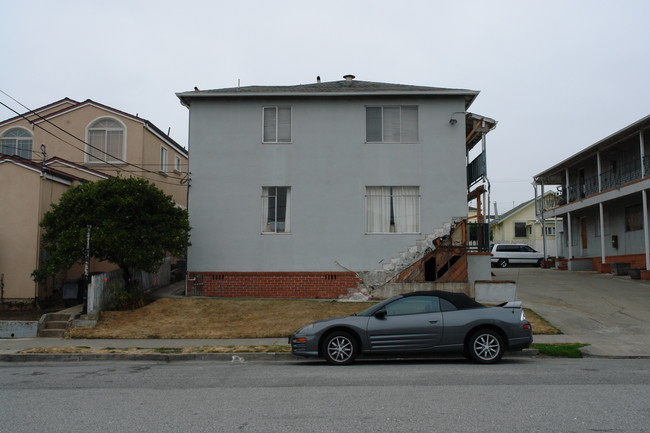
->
<box><xmin>0</xmin><ymin>92</ymin><xmax>189</xmax><ymax>187</ymax></box>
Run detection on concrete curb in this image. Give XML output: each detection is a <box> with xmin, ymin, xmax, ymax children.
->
<box><xmin>0</xmin><ymin>349</ymin><xmax>540</xmax><ymax>363</ymax></box>
<box><xmin>0</xmin><ymin>352</ymin><xmax>301</xmax><ymax>363</ymax></box>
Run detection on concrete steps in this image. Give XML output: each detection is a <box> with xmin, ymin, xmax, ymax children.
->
<box><xmin>360</xmin><ymin>223</ymin><xmax>453</xmax><ymax>288</ymax></box>
<box><xmin>38</xmin><ymin>313</ymin><xmax>73</xmax><ymax>338</ymax></box>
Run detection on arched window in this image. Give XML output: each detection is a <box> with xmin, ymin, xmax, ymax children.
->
<box><xmin>87</xmin><ymin>118</ymin><xmax>124</xmax><ymax>163</ymax></box>
<box><xmin>0</xmin><ymin>128</ymin><xmax>33</xmax><ymax>159</ymax></box>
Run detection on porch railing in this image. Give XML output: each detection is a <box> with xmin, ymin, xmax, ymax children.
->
<box><xmin>467</xmin><ymin>223</ymin><xmax>490</xmax><ymax>252</ymax></box>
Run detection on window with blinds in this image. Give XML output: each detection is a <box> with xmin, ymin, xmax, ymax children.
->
<box><xmin>366</xmin><ymin>106</ymin><xmax>418</xmax><ymax>143</ymax></box>
<box><xmin>263</xmin><ymin>106</ymin><xmax>291</xmax><ymax>143</ymax></box>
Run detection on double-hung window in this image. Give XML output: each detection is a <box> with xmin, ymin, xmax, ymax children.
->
<box><xmin>174</xmin><ymin>156</ymin><xmax>181</xmax><ymax>173</ymax></box>
<box><xmin>366</xmin><ymin>106</ymin><xmax>418</xmax><ymax>143</ymax></box>
<box><xmin>0</xmin><ymin>128</ymin><xmax>33</xmax><ymax>159</ymax></box>
<box><xmin>366</xmin><ymin>186</ymin><xmax>420</xmax><ymax>233</ymax></box>
<box><xmin>262</xmin><ymin>186</ymin><xmax>290</xmax><ymax>233</ymax></box>
<box><xmin>263</xmin><ymin>106</ymin><xmax>291</xmax><ymax>143</ymax></box>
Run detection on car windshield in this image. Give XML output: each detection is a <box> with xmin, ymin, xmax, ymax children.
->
<box><xmin>353</xmin><ymin>296</ymin><xmax>400</xmax><ymax>316</ymax></box>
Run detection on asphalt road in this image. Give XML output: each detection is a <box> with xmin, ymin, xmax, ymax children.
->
<box><xmin>2</xmin><ymin>358</ymin><xmax>649</xmax><ymax>433</ymax></box>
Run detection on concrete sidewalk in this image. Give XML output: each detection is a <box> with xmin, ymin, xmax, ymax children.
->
<box><xmin>495</xmin><ymin>266</ymin><xmax>650</xmax><ymax>358</ymax></box>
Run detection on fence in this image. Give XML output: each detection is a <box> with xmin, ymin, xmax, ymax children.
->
<box><xmin>87</xmin><ymin>258</ymin><xmax>171</xmax><ymax>315</ymax></box>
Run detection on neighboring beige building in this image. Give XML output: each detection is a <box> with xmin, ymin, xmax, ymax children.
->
<box><xmin>490</xmin><ymin>192</ymin><xmax>560</xmax><ymax>257</ymax></box>
<box><xmin>0</xmin><ymin>98</ymin><xmax>188</xmax><ymax>303</ymax></box>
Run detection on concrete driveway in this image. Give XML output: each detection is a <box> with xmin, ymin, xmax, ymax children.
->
<box><xmin>492</xmin><ymin>266</ymin><xmax>650</xmax><ymax>357</ymax></box>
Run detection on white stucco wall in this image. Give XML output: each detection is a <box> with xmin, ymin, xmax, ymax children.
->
<box><xmin>186</xmin><ymin>96</ymin><xmax>469</xmax><ymax>272</ymax></box>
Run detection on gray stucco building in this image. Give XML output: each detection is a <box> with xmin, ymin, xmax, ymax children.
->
<box><xmin>177</xmin><ymin>75</ymin><xmax>494</xmax><ymax>298</ymax></box>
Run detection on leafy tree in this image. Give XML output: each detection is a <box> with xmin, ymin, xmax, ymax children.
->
<box><xmin>34</xmin><ymin>177</ymin><xmax>190</xmax><ymax>294</ymax></box>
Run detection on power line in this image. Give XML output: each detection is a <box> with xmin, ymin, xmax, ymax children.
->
<box><xmin>0</xmin><ymin>93</ymin><xmax>188</xmax><ymax>187</ymax></box>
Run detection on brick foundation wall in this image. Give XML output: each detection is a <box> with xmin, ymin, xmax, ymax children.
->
<box><xmin>591</xmin><ymin>253</ymin><xmax>647</xmax><ymax>272</ymax></box>
<box><xmin>187</xmin><ymin>271</ymin><xmax>362</xmax><ymax>299</ymax></box>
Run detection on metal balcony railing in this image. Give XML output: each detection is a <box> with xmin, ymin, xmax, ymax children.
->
<box><xmin>600</xmin><ymin>160</ymin><xmax>642</xmax><ymax>191</ymax></box>
<box><xmin>467</xmin><ymin>152</ymin><xmax>486</xmax><ymax>188</ymax></box>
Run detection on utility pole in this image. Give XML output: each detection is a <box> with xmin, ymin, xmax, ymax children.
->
<box><xmin>83</xmin><ymin>225</ymin><xmax>92</xmax><ymax>314</ymax></box>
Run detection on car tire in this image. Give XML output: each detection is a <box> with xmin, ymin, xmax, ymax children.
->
<box><xmin>497</xmin><ymin>259</ymin><xmax>509</xmax><ymax>268</ymax></box>
<box><xmin>322</xmin><ymin>331</ymin><xmax>357</xmax><ymax>366</ymax></box>
<box><xmin>468</xmin><ymin>329</ymin><xmax>504</xmax><ymax>364</ymax></box>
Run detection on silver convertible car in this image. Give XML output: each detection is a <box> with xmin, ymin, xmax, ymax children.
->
<box><xmin>290</xmin><ymin>290</ymin><xmax>532</xmax><ymax>365</ymax></box>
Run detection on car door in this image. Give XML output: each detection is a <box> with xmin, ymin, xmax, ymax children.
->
<box><xmin>520</xmin><ymin>245</ymin><xmax>539</xmax><ymax>264</ymax></box>
<box><xmin>366</xmin><ymin>295</ymin><xmax>443</xmax><ymax>353</ymax></box>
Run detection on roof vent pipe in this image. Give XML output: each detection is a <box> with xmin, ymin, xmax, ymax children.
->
<box><xmin>343</xmin><ymin>74</ymin><xmax>355</xmax><ymax>82</ymax></box>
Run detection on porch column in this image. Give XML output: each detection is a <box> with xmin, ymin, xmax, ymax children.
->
<box><xmin>566</xmin><ymin>212</ymin><xmax>573</xmax><ymax>271</ymax></box>
<box><xmin>641</xmin><ymin>131</ymin><xmax>646</xmax><ymax>177</ymax></box>
<box><xmin>641</xmin><ymin>189</ymin><xmax>650</xmax><ymax>269</ymax></box>
<box><xmin>540</xmin><ymin>183</ymin><xmax>547</xmax><ymax>259</ymax></box>
<box><xmin>597</xmin><ymin>151</ymin><xmax>602</xmax><ymax>192</ymax></box>
<box><xmin>565</xmin><ymin>167</ymin><xmax>570</xmax><ymax>203</ymax></box>
<box><xmin>599</xmin><ymin>203</ymin><xmax>606</xmax><ymax>266</ymax></box>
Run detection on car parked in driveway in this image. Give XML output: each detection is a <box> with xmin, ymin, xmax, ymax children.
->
<box><xmin>289</xmin><ymin>290</ymin><xmax>532</xmax><ymax>365</ymax></box>
<box><xmin>490</xmin><ymin>243</ymin><xmax>544</xmax><ymax>268</ymax></box>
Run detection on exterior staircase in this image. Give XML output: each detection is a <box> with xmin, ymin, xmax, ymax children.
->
<box><xmin>358</xmin><ymin>222</ymin><xmax>456</xmax><ymax>289</ymax></box>
<box><xmin>38</xmin><ymin>313</ymin><xmax>73</xmax><ymax>338</ymax></box>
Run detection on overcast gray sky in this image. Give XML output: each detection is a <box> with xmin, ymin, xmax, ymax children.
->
<box><xmin>2</xmin><ymin>0</ymin><xmax>648</xmax><ymax>212</ymax></box>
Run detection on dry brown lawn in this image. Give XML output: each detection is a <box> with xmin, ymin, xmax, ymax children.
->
<box><xmin>66</xmin><ymin>298</ymin><xmax>559</xmax><ymax>339</ymax></box>
<box><xmin>66</xmin><ymin>298</ymin><xmax>377</xmax><ymax>339</ymax></box>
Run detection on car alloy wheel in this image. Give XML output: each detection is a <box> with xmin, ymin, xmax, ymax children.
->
<box><xmin>469</xmin><ymin>329</ymin><xmax>504</xmax><ymax>364</ymax></box>
<box><xmin>323</xmin><ymin>331</ymin><xmax>357</xmax><ymax>365</ymax></box>
<box><xmin>497</xmin><ymin>259</ymin><xmax>509</xmax><ymax>268</ymax></box>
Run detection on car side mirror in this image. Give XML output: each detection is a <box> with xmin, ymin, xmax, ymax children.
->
<box><xmin>374</xmin><ymin>308</ymin><xmax>387</xmax><ymax>319</ymax></box>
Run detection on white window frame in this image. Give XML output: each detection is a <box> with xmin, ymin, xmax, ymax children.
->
<box><xmin>0</xmin><ymin>127</ymin><xmax>33</xmax><ymax>159</ymax></box>
<box><xmin>262</xmin><ymin>106</ymin><xmax>292</xmax><ymax>143</ymax></box>
<box><xmin>85</xmin><ymin>117</ymin><xmax>126</xmax><ymax>163</ymax></box>
<box><xmin>160</xmin><ymin>146</ymin><xmax>168</xmax><ymax>173</ymax></box>
<box><xmin>174</xmin><ymin>155</ymin><xmax>181</xmax><ymax>173</ymax></box>
<box><xmin>365</xmin><ymin>105</ymin><xmax>419</xmax><ymax>143</ymax></box>
<box><xmin>365</xmin><ymin>186</ymin><xmax>420</xmax><ymax>234</ymax></box>
<box><xmin>261</xmin><ymin>186</ymin><xmax>291</xmax><ymax>233</ymax></box>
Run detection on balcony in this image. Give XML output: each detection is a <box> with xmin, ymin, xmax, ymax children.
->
<box><xmin>467</xmin><ymin>152</ymin><xmax>486</xmax><ymax>188</ymax></box>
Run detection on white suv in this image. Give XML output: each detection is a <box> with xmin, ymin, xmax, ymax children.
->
<box><xmin>490</xmin><ymin>244</ymin><xmax>544</xmax><ymax>268</ymax></box>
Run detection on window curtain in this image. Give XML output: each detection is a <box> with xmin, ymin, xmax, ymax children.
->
<box><xmin>277</xmin><ymin>107</ymin><xmax>291</xmax><ymax>142</ymax></box>
<box><xmin>401</xmin><ymin>106</ymin><xmax>418</xmax><ymax>142</ymax></box>
<box><xmin>365</xmin><ymin>107</ymin><xmax>382</xmax><ymax>142</ymax></box>
<box><xmin>263</xmin><ymin>107</ymin><xmax>277</xmax><ymax>142</ymax></box>
<box><xmin>366</xmin><ymin>187</ymin><xmax>391</xmax><ymax>233</ymax></box>
<box><xmin>17</xmin><ymin>139</ymin><xmax>32</xmax><ymax>159</ymax></box>
<box><xmin>393</xmin><ymin>186</ymin><xmax>420</xmax><ymax>233</ymax></box>
<box><xmin>382</xmin><ymin>107</ymin><xmax>401</xmax><ymax>142</ymax></box>
<box><xmin>88</xmin><ymin>130</ymin><xmax>105</xmax><ymax>161</ymax></box>
<box><xmin>106</xmin><ymin>130</ymin><xmax>123</xmax><ymax>161</ymax></box>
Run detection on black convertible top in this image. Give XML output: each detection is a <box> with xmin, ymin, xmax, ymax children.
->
<box><xmin>402</xmin><ymin>290</ymin><xmax>485</xmax><ymax>310</ymax></box>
